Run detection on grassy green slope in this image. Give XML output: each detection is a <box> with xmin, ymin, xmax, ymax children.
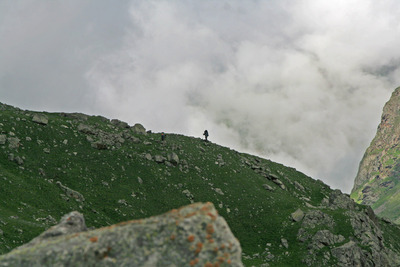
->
<box><xmin>0</xmin><ymin>103</ymin><xmax>399</xmax><ymax>266</ymax></box>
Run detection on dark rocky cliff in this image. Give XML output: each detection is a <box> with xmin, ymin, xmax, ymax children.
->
<box><xmin>352</xmin><ymin>87</ymin><xmax>400</xmax><ymax>222</ymax></box>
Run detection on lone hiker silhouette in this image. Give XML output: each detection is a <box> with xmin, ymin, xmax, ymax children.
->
<box><xmin>203</xmin><ymin>130</ymin><xmax>209</xmax><ymax>141</ymax></box>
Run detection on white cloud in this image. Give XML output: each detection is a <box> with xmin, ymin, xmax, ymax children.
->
<box><xmin>2</xmin><ymin>0</ymin><xmax>400</xmax><ymax>192</ymax></box>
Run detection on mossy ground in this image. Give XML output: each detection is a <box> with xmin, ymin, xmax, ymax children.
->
<box><xmin>1</xmin><ymin>103</ymin><xmax>400</xmax><ymax>266</ymax></box>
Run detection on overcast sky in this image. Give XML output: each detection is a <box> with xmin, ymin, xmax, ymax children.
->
<box><xmin>1</xmin><ymin>0</ymin><xmax>400</xmax><ymax>193</ymax></box>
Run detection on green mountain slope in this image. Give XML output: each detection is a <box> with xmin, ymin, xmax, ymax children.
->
<box><xmin>351</xmin><ymin>87</ymin><xmax>400</xmax><ymax>223</ymax></box>
<box><xmin>1</xmin><ymin>102</ymin><xmax>400</xmax><ymax>266</ymax></box>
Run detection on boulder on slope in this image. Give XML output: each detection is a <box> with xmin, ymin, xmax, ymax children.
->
<box><xmin>0</xmin><ymin>202</ymin><xmax>243</xmax><ymax>267</ymax></box>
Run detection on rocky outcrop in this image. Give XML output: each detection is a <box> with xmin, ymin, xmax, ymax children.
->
<box><xmin>132</xmin><ymin>123</ymin><xmax>146</xmax><ymax>134</ymax></box>
<box><xmin>77</xmin><ymin>123</ymin><xmax>135</xmax><ymax>150</ymax></box>
<box><xmin>0</xmin><ymin>203</ymin><xmax>243</xmax><ymax>267</ymax></box>
<box><xmin>294</xmin><ymin>189</ymin><xmax>400</xmax><ymax>266</ymax></box>
<box><xmin>352</xmin><ymin>87</ymin><xmax>400</xmax><ymax>221</ymax></box>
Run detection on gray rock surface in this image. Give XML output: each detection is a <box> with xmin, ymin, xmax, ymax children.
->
<box><xmin>7</xmin><ymin>137</ymin><xmax>20</xmax><ymax>149</ymax></box>
<box><xmin>168</xmin><ymin>152</ymin><xmax>180</xmax><ymax>166</ymax></box>
<box><xmin>0</xmin><ymin>135</ymin><xmax>6</xmax><ymax>145</ymax></box>
<box><xmin>32</xmin><ymin>114</ymin><xmax>48</xmax><ymax>125</ymax></box>
<box><xmin>308</xmin><ymin>230</ymin><xmax>344</xmax><ymax>250</ymax></box>
<box><xmin>20</xmin><ymin>211</ymin><xmax>87</xmax><ymax>249</ymax></box>
<box><xmin>0</xmin><ymin>202</ymin><xmax>243</xmax><ymax>267</ymax></box>
<box><xmin>291</xmin><ymin>209</ymin><xmax>304</xmax><ymax>222</ymax></box>
<box><xmin>132</xmin><ymin>123</ymin><xmax>146</xmax><ymax>134</ymax></box>
<box><xmin>154</xmin><ymin>155</ymin><xmax>166</xmax><ymax>163</ymax></box>
<box><xmin>331</xmin><ymin>241</ymin><xmax>367</xmax><ymax>267</ymax></box>
<box><xmin>111</xmin><ymin>119</ymin><xmax>129</xmax><ymax>129</ymax></box>
<box><xmin>56</xmin><ymin>181</ymin><xmax>85</xmax><ymax>202</ymax></box>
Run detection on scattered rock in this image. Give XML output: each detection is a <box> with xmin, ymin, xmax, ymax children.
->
<box><xmin>214</xmin><ymin>188</ymin><xmax>224</xmax><ymax>196</ymax></box>
<box><xmin>77</xmin><ymin>124</ymin><xmax>96</xmax><ymax>135</ymax></box>
<box><xmin>291</xmin><ymin>209</ymin><xmax>305</xmax><ymax>222</ymax></box>
<box><xmin>138</xmin><ymin>177</ymin><xmax>143</xmax><ymax>184</ymax></box>
<box><xmin>281</xmin><ymin>238</ymin><xmax>289</xmax><ymax>249</ymax></box>
<box><xmin>7</xmin><ymin>137</ymin><xmax>20</xmax><ymax>149</ymax></box>
<box><xmin>294</xmin><ymin>181</ymin><xmax>305</xmax><ymax>191</ymax></box>
<box><xmin>0</xmin><ymin>135</ymin><xmax>6</xmax><ymax>145</ymax></box>
<box><xmin>272</xmin><ymin>179</ymin><xmax>286</xmax><ymax>190</ymax></box>
<box><xmin>144</xmin><ymin>154</ymin><xmax>152</xmax><ymax>160</ymax></box>
<box><xmin>128</xmin><ymin>136</ymin><xmax>141</xmax><ymax>144</ymax></box>
<box><xmin>56</xmin><ymin>181</ymin><xmax>85</xmax><ymax>202</ymax></box>
<box><xmin>182</xmin><ymin>189</ymin><xmax>194</xmax><ymax>203</ymax></box>
<box><xmin>38</xmin><ymin>168</ymin><xmax>46</xmax><ymax>176</ymax></box>
<box><xmin>32</xmin><ymin>114</ymin><xmax>48</xmax><ymax>125</ymax></box>
<box><xmin>43</xmin><ymin>148</ymin><xmax>50</xmax><ymax>154</ymax></box>
<box><xmin>118</xmin><ymin>199</ymin><xmax>128</xmax><ymax>206</ymax></box>
<box><xmin>154</xmin><ymin>155</ymin><xmax>166</xmax><ymax>163</ymax></box>
<box><xmin>262</xmin><ymin>184</ymin><xmax>274</xmax><ymax>191</ymax></box>
<box><xmin>91</xmin><ymin>142</ymin><xmax>108</xmax><ymax>150</ymax></box>
<box><xmin>14</xmin><ymin>156</ymin><xmax>23</xmax><ymax>165</ymax></box>
<box><xmin>168</xmin><ymin>152</ymin><xmax>180</xmax><ymax>166</ymax></box>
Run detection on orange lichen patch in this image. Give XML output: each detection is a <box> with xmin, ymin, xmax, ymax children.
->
<box><xmin>195</xmin><ymin>242</ymin><xmax>203</xmax><ymax>254</ymax></box>
<box><xmin>213</xmin><ymin>247</ymin><xmax>219</xmax><ymax>253</ymax></box>
<box><xmin>188</xmin><ymin>235</ymin><xmax>195</xmax><ymax>242</ymax></box>
<box><xmin>206</xmin><ymin>234</ymin><xmax>212</xmax><ymax>240</ymax></box>
<box><xmin>213</xmin><ymin>262</ymin><xmax>220</xmax><ymax>267</ymax></box>
<box><xmin>207</xmin><ymin>213</ymin><xmax>217</xmax><ymax>221</ymax></box>
<box><xmin>218</xmin><ymin>256</ymin><xmax>225</xmax><ymax>263</ymax></box>
<box><xmin>189</xmin><ymin>258</ymin><xmax>199</xmax><ymax>265</ymax></box>
<box><xmin>100</xmin><ymin>219</ymin><xmax>143</xmax><ymax>231</ymax></box>
<box><xmin>204</xmin><ymin>263</ymin><xmax>213</xmax><ymax>267</ymax></box>
<box><xmin>220</xmin><ymin>244</ymin><xmax>225</xmax><ymax>250</ymax></box>
<box><xmin>227</xmin><ymin>259</ymin><xmax>232</xmax><ymax>264</ymax></box>
<box><xmin>114</xmin><ymin>219</ymin><xmax>143</xmax><ymax>227</ymax></box>
<box><xmin>201</xmin><ymin>205</ymin><xmax>211</xmax><ymax>212</ymax></box>
<box><xmin>184</xmin><ymin>212</ymin><xmax>197</xmax><ymax>218</ymax></box>
<box><xmin>206</xmin><ymin>224</ymin><xmax>215</xmax><ymax>234</ymax></box>
<box><xmin>223</xmin><ymin>252</ymin><xmax>230</xmax><ymax>258</ymax></box>
<box><xmin>89</xmin><ymin>236</ymin><xmax>98</xmax><ymax>243</ymax></box>
<box><xmin>208</xmin><ymin>239</ymin><xmax>214</xmax><ymax>244</ymax></box>
<box><xmin>170</xmin><ymin>234</ymin><xmax>176</xmax><ymax>241</ymax></box>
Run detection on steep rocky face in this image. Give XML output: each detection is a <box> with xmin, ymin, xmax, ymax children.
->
<box><xmin>352</xmin><ymin>87</ymin><xmax>400</xmax><ymax>222</ymax></box>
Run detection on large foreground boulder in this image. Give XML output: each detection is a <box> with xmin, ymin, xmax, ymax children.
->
<box><xmin>0</xmin><ymin>202</ymin><xmax>243</xmax><ymax>267</ymax></box>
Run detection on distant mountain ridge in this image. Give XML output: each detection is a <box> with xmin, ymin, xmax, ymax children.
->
<box><xmin>352</xmin><ymin>87</ymin><xmax>400</xmax><ymax>222</ymax></box>
<box><xmin>1</xmin><ymin>102</ymin><xmax>400</xmax><ymax>266</ymax></box>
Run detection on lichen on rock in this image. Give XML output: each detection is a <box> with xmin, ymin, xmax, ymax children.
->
<box><xmin>0</xmin><ymin>202</ymin><xmax>243</xmax><ymax>267</ymax></box>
